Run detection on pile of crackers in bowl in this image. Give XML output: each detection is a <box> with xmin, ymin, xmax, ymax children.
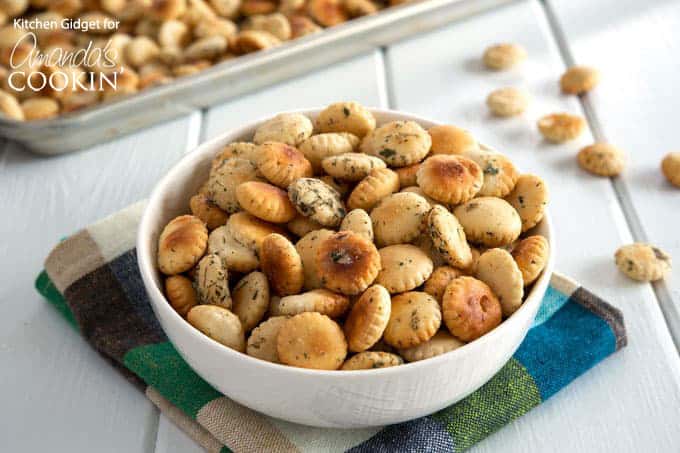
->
<box><xmin>154</xmin><ymin>101</ymin><xmax>551</xmax><ymax>371</ymax></box>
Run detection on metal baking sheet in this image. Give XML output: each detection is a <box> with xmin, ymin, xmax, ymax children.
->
<box><xmin>0</xmin><ymin>0</ymin><xmax>513</xmax><ymax>155</ymax></box>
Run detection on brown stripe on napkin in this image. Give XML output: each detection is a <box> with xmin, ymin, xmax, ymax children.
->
<box><xmin>572</xmin><ymin>287</ymin><xmax>627</xmax><ymax>351</ymax></box>
<box><xmin>62</xmin><ymin>250</ymin><xmax>166</xmax><ymax>361</ymax></box>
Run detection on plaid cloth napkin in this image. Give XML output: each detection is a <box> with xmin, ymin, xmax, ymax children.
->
<box><xmin>36</xmin><ymin>202</ymin><xmax>627</xmax><ymax>453</ymax></box>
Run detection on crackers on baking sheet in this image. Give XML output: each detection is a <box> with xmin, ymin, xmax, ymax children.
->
<box><xmin>157</xmin><ymin>102</ymin><xmax>553</xmax><ymax>371</ymax></box>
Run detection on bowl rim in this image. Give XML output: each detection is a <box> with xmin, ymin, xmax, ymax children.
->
<box><xmin>137</xmin><ymin>107</ymin><xmax>556</xmax><ymax>377</ymax></box>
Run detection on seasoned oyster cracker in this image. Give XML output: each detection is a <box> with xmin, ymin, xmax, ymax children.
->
<box><xmin>661</xmin><ymin>152</ymin><xmax>680</xmax><ymax>187</ymax></box>
<box><xmin>426</xmin><ymin>205</ymin><xmax>472</xmax><ymax>269</ymax></box>
<box><xmin>212</xmin><ymin>142</ymin><xmax>260</xmax><ymax>168</ymax></box>
<box><xmin>247</xmin><ymin>316</ymin><xmax>288</xmax><ymax>363</ymax></box>
<box><xmin>399</xmin><ymin>186</ymin><xmax>440</xmax><ymax>208</ymax></box>
<box><xmin>231</xmin><ymin>271</ymin><xmax>270</xmax><ymax>331</ymax></box>
<box><xmin>319</xmin><ymin>175</ymin><xmax>352</xmax><ymax>197</ymax></box>
<box><xmin>463</xmin><ymin>149</ymin><xmax>519</xmax><ymax>197</ymax></box>
<box><xmin>316</xmin><ymin>231</ymin><xmax>381</xmax><ymax>295</ymax></box>
<box><xmin>322</xmin><ymin>153</ymin><xmax>386</xmax><ymax>181</ymax></box>
<box><xmin>560</xmin><ymin>66</ymin><xmax>600</xmax><ymax>95</ymax></box>
<box><xmin>428</xmin><ymin>125</ymin><xmax>478</xmax><ymax>155</ymax></box>
<box><xmin>362</xmin><ymin>120</ymin><xmax>431</xmax><ymax>167</ymax></box>
<box><xmin>226</xmin><ymin>211</ymin><xmax>286</xmax><ymax>252</ymax></box>
<box><xmin>482</xmin><ymin>43</ymin><xmax>527</xmax><ymax>70</ymax></box>
<box><xmin>189</xmin><ymin>194</ymin><xmax>229</xmax><ymax>230</ymax></box>
<box><xmin>537</xmin><ymin>113</ymin><xmax>585</xmax><ymax>143</ymax></box>
<box><xmin>413</xmin><ymin>233</ymin><xmax>448</xmax><ymax>268</ymax></box>
<box><xmin>260</xmin><ymin>233</ymin><xmax>305</xmax><ymax>296</ymax></box>
<box><xmin>195</xmin><ymin>253</ymin><xmax>231</xmax><ymax>309</ymax></box>
<box><xmin>341</xmin><ymin>351</ymin><xmax>403</xmax><ymax>370</ymax></box>
<box><xmin>376</xmin><ymin>244</ymin><xmax>433</xmax><ymax>294</ymax></box>
<box><xmin>512</xmin><ymin>235</ymin><xmax>550</xmax><ymax>286</ymax></box>
<box><xmin>371</xmin><ymin>192</ymin><xmax>430</xmax><ymax>247</ymax></box>
<box><xmin>286</xmin><ymin>214</ymin><xmax>323</xmax><ymax>237</ymax></box>
<box><xmin>205</xmin><ymin>157</ymin><xmax>262</xmax><ymax>213</ymax></box>
<box><xmin>299</xmin><ymin>132</ymin><xmax>360</xmax><ymax>173</ymax></box>
<box><xmin>253</xmin><ymin>112</ymin><xmax>313</xmax><ymax>146</ymax></box>
<box><xmin>296</xmin><ymin>228</ymin><xmax>335</xmax><ymax>290</ymax></box>
<box><xmin>453</xmin><ymin>197</ymin><xmax>521</xmax><ymax>247</ymax></box>
<box><xmin>442</xmin><ymin>276</ymin><xmax>502</xmax><ymax>341</ymax></box>
<box><xmin>423</xmin><ymin>266</ymin><xmax>465</xmax><ymax>304</ymax></box>
<box><xmin>258</xmin><ymin>141</ymin><xmax>313</xmax><ymax>188</ymax></box>
<box><xmin>395</xmin><ymin>163</ymin><xmax>421</xmax><ymax>188</ymax></box>
<box><xmin>417</xmin><ymin>155</ymin><xmax>483</xmax><ymax>205</ymax></box>
<box><xmin>486</xmin><ymin>87</ymin><xmax>529</xmax><ymax>117</ymax></box>
<box><xmin>615</xmin><ymin>243</ymin><xmax>671</xmax><ymax>282</ymax></box>
<box><xmin>288</xmin><ymin>177</ymin><xmax>346</xmax><ymax>227</ymax></box>
<box><xmin>187</xmin><ymin>305</ymin><xmax>245</xmax><ymax>352</ymax></box>
<box><xmin>158</xmin><ymin>215</ymin><xmax>208</xmax><ymax>275</ymax></box>
<box><xmin>270</xmin><ymin>289</ymin><xmax>349</xmax><ymax>318</ymax></box>
<box><xmin>384</xmin><ymin>291</ymin><xmax>441</xmax><ymax>349</ymax></box>
<box><xmin>344</xmin><ymin>284</ymin><xmax>391</xmax><ymax>352</ymax></box>
<box><xmin>577</xmin><ymin>143</ymin><xmax>625</xmax><ymax>177</ymax></box>
<box><xmin>340</xmin><ymin>208</ymin><xmax>374</xmax><ymax>242</ymax></box>
<box><xmin>476</xmin><ymin>248</ymin><xmax>524</xmax><ymax>316</ymax></box>
<box><xmin>277</xmin><ymin>312</ymin><xmax>347</xmax><ymax>370</ymax></box>
<box><xmin>315</xmin><ymin>101</ymin><xmax>376</xmax><ymax>138</ymax></box>
<box><xmin>165</xmin><ymin>275</ymin><xmax>198</xmax><ymax>317</ymax></box>
<box><xmin>347</xmin><ymin>168</ymin><xmax>400</xmax><ymax>211</ymax></box>
<box><xmin>505</xmin><ymin>174</ymin><xmax>549</xmax><ymax>233</ymax></box>
<box><xmin>399</xmin><ymin>331</ymin><xmax>464</xmax><ymax>362</ymax></box>
<box><xmin>236</xmin><ymin>181</ymin><xmax>297</xmax><ymax>223</ymax></box>
<box><xmin>208</xmin><ymin>225</ymin><xmax>259</xmax><ymax>272</ymax></box>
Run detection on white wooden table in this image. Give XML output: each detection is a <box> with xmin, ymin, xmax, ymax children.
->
<box><xmin>1</xmin><ymin>0</ymin><xmax>679</xmax><ymax>451</ymax></box>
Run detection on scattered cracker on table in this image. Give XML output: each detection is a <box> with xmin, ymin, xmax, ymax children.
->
<box><xmin>577</xmin><ymin>143</ymin><xmax>626</xmax><ymax>177</ymax></box>
<box><xmin>482</xmin><ymin>43</ymin><xmax>527</xmax><ymax>70</ymax></box>
<box><xmin>661</xmin><ymin>152</ymin><xmax>680</xmax><ymax>187</ymax></box>
<box><xmin>615</xmin><ymin>243</ymin><xmax>671</xmax><ymax>282</ymax></box>
<box><xmin>537</xmin><ymin>112</ymin><xmax>585</xmax><ymax>143</ymax></box>
<box><xmin>486</xmin><ymin>87</ymin><xmax>529</xmax><ymax>117</ymax></box>
<box><xmin>560</xmin><ymin>66</ymin><xmax>600</xmax><ymax>95</ymax></box>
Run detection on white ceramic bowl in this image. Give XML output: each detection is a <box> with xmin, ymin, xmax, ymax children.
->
<box><xmin>137</xmin><ymin>108</ymin><xmax>555</xmax><ymax>428</ymax></box>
